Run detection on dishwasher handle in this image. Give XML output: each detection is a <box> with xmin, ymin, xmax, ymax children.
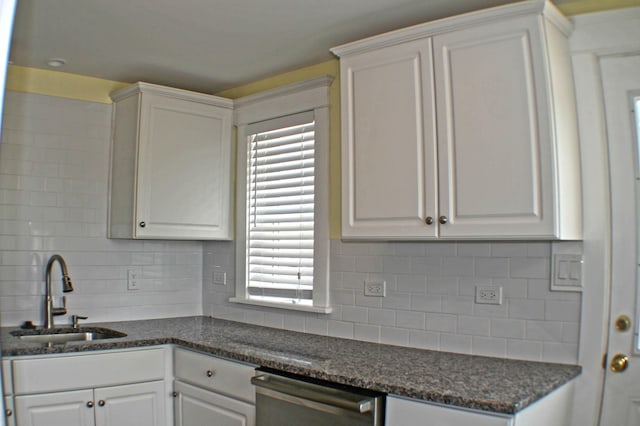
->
<box><xmin>251</xmin><ymin>373</ymin><xmax>375</xmax><ymax>414</ymax></box>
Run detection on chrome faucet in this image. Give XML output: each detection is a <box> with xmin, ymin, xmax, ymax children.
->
<box><xmin>44</xmin><ymin>254</ymin><xmax>74</xmax><ymax>329</ymax></box>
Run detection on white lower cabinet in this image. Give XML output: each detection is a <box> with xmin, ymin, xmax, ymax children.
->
<box><xmin>174</xmin><ymin>381</ymin><xmax>254</xmax><ymax>426</ymax></box>
<box><xmin>10</xmin><ymin>348</ymin><xmax>169</xmax><ymax>426</ymax></box>
<box><xmin>385</xmin><ymin>381</ymin><xmax>574</xmax><ymax>426</ymax></box>
<box><xmin>173</xmin><ymin>348</ymin><xmax>256</xmax><ymax>426</ymax></box>
<box><xmin>15</xmin><ymin>382</ymin><xmax>165</xmax><ymax>426</ymax></box>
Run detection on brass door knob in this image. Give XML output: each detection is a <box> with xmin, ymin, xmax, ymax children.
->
<box><xmin>610</xmin><ymin>354</ymin><xmax>629</xmax><ymax>373</ymax></box>
<box><xmin>438</xmin><ymin>216</ymin><xmax>448</xmax><ymax>224</ymax></box>
<box><xmin>615</xmin><ymin>315</ymin><xmax>631</xmax><ymax>332</ymax></box>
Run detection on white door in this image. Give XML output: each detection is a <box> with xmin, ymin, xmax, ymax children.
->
<box><xmin>174</xmin><ymin>381</ymin><xmax>255</xmax><ymax>426</ymax></box>
<box><xmin>600</xmin><ymin>54</ymin><xmax>640</xmax><ymax>425</ymax></box>
<box><xmin>94</xmin><ymin>381</ymin><xmax>165</xmax><ymax>426</ymax></box>
<box><xmin>14</xmin><ymin>389</ymin><xmax>94</xmax><ymax>426</ymax></box>
<box><xmin>136</xmin><ymin>92</ymin><xmax>232</xmax><ymax>239</ymax></box>
<box><xmin>433</xmin><ymin>15</ymin><xmax>553</xmax><ymax>239</ymax></box>
<box><xmin>339</xmin><ymin>38</ymin><xmax>438</xmax><ymax>239</ymax></box>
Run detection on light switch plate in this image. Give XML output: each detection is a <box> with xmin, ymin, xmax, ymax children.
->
<box><xmin>551</xmin><ymin>254</ymin><xmax>583</xmax><ymax>292</ymax></box>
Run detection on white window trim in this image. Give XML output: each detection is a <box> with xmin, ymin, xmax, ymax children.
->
<box><xmin>230</xmin><ymin>76</ymin><xmax>333</xmax><ymax>313</ymax></box>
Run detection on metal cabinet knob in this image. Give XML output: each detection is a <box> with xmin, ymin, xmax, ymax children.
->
<box><xmin>87</xmin><ymin>401</ymin><xmax>94</xmax><ymax>408</ymax></box>
<box><xmin>98</xmin><ymin>400</ymin><xmax>106</xmax><ymax>407</ymax></box>
<box><xmin>172</xmin><ymin>391</ymin><xmax>178</xmax><ymax>398</ymax></box>
<box><xmin>438</xmin><ymin>216</ymin><xmax>448</xmax><ymax>224</ymax></box>
<box><xmin>139</xmin><ymin>221</ymin><xmax>146</xmax><ymax>228</ymax></box>
<box><xmin>610</xmin><ymin>354</ymin><xmax>629</xmax><ymax>373</ymax></box>
<box><xmin>425</xmin><ymin>216</ymin><xmax>434</xmax><ymax>225</ymax></box>
<box><xmin>5</xmin><ymin>409</ymin><xmax>12</xmax><ymax>417</ymax></box>
<box><xmin>206</xmin><ymin>370</ymin><xmax>215</xmax><ymax>377</ymax></box>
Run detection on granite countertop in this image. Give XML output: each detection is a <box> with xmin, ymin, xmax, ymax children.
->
<box><xmin>0</xmin><ymin>316</ymin><xmax>581</xmax><ymax>415</ymax></box>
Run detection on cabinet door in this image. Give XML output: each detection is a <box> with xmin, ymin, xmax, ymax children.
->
<box><xmin>5</xmin><ymin>396</ymin><xmax>16</xmax><ymax>426</ymax></box>
<box><xmin>433</xmin><ymin>15</ymin><xmax>555</xmax><ymax>238</ymax></box>
<box><xmin>174</xmin><ymin>381</ymin><xmax>255</xmax><ymax>426</ymax></box>
<box><xmin>340</xmin><ymin>38</ymin><xmax>438</xmax><ymax>239</ymax></box>
<box><xmin>94</xmin><ymin>381</ymin><xmax>165</xmax><ymax>426</ymax></box>
<box><xmin>386</xmin><ymin>396</ymin><xmax>513</xmax><ymax>426</ymax></box>
<box><xmin>136</xmin><ymin>92</ymin><xmax>233</xmax><ymax>239</ymax></box>
<box><xmin>14</xmin><ymin>389</ymin><xmax>94</xmax><ymax>426</ymax></box>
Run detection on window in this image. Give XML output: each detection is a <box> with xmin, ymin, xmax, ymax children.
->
<box><xmin>231</xmin><ymin>77</ymin><xmax>332</xmax><ymax>313</ymax></box>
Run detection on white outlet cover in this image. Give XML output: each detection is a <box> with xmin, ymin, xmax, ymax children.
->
<box><xmin>475</xmin><ymin>285</ymin><xmax>502</xmax><ymax>305</ymax></box>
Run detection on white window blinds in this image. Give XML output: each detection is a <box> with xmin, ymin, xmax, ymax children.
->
<box><xmin>246</xmin><ymin>112</ymin><xmax>316</xmax><ymax>306</ymax></box>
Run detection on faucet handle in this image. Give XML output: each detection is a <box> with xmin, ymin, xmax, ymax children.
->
<box><xmin>72</xmin><ymin>315</ymin><xmax>88</xmax><ymax>329</ymax></box>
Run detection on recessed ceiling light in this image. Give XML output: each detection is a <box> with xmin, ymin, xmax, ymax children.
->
<box><xmin>47</xmin><ymin>58</ymin><xmax>66</xmax><ymax>68</ymax></box>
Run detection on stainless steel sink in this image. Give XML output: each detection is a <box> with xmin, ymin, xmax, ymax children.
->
<box><xmin>10</xmin><ymin>327</ymin><xmax>127</xmax><ymax>345</ymax></box>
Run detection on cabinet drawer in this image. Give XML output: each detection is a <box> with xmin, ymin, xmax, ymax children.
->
<box><xmin>174</xmin><ymin>348</ymin><xmax>255</xmax><ymax>403</ymax></box>
<box><xmin>12</xmin><ymin>348</ymin><xmax>166</xmax><ymax>395</ymax></box>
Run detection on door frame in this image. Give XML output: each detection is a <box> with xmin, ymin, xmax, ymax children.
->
<box><xmin>569</xmin><ymin>8</ymin><xmax>640</xmax><ymax>426</ymax></box>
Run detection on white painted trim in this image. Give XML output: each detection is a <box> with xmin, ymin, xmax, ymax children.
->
<box><xmin>233</xmin><ymin>76</ymin><xmax>333</xmax><ymax>126</ymax></box>
<box><xmin>233</xmin><ymin>77</ymin><xmax>333</xmax><ymax>313</ymax></box>
<box><xmin>331</xmin><ymin>0</ymin><xmax>571</xmax><ymax>58</ymax></box>
<box><xmin>568</xmin><ymin>8</ymin><xmax>640</xmax><ymax>426</ymax></box>
<box><xmin>110</xmin><ymin>81</ymin><xmax>234</xmax><ymax>108</ymax></box>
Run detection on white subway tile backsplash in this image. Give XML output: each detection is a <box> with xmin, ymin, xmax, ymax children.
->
<box><xmin>380</xmin><ymin>326</ymin><xmax>410</xmax><ymax>346</ymax></box>
<box><xmin>354</xmin><ymin>324</ymin><xmax>380</xmax><ymax>342</ymax></box>
<box><xmin>0</xmin><ymin>92</ymin><xmax>203</xmax><ymax>326</ymax></box>
<box><xmin>395</xmin><ymin>310</ymin><xmax>425</xmax><ymax>330</ymax></box>
<box><xmin>409</xmin><ymin>330</ymin><xmax>439</xmax><ymax>350</ymax></box>
<box><xmin>491</xmin><ymin>318</ymin><xmax>526</xmax><ymax>339</ymax></box>
<box><xmin>472</xmin><ymin>336</ymin><xmax>507</xmax><ymax>357</ymax></box>
<box><xmin>508</xmin><ymin>299</ymin><xmax>546</xmax><ymax>320</ymax></box>
<box><xmin>203</xmin><ymin>238</ymin><xmax>581</xmax><ymax>363</ymax></box>
<box><xmin>440</xmin><ymin>333</ymin><xmax>472</xmax><ymax>353</ymax></box>
<box><xmin>458</xmin><ymin>316</ymin><xmax>490</xmax><ymax>336</ymax></box>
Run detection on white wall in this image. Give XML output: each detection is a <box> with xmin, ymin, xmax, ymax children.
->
<box><xmin>204</xmin><ymin>239</ymin><xmax>581</xmax><ymax>363</ymax></box>
<box><xmin>0</xmin><ymin>91</ymin><xmax>203</xmax><ymax>326</ymax></box>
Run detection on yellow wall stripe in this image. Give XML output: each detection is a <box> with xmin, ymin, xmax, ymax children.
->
<box><xmin>6</xmin><ymin>65</ymin><xmax>127</xmax><ymax>104</ymax></box>
<box><xmin>558</xmin><ymin>0</ymin><xmax>639</xmax><ymax>16</ymax></box>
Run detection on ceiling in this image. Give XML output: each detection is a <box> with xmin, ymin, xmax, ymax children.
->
<box><xmin>9</xmin><ymin>0</ymin><xmax>588</xmax><ymax>94</ymax></box>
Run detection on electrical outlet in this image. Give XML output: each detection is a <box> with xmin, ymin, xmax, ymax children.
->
<box><xmin>364</xmin><ymin>281</ymin><xmax>386</xmax><ymax>297</ymax></box>
<box><xmin>213</xmin><ymin>271</ymin><xmax>227</xmax><ymax>285</ymax></box>
<box><xmin>127</xmin><ymin>269</ymin><xmax>140</xmax><ymax>291</ymax></box>
<box><xmin>475</xmin><ymin>285</ymin><xmax>502</xmax><ymax>305</ymax></box>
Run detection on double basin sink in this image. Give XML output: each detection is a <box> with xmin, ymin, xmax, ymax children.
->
<box><xmin>10</xmin><ymin>327</ymin><xmax>127</xmax><ymax>345</ymax></box>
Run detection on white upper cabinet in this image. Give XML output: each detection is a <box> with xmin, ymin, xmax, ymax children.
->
<box><xmin>333</xmin><ymin>0</ymin><xmax>582</xmax><ymax>240</ymax></box>
<box><xmin>109</xmin><ymin>82</ymin><xmax>234</xmax><ymax>240</ymax></box>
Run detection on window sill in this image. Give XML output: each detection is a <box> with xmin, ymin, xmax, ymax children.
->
<box><xmin>229</xmin><ymin>297</ymin><xmax>332</xmax><ymax>314</ymax></box>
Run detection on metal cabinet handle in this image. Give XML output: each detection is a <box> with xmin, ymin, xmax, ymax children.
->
<box><xmin>438</xmin><ymin>216</ymin><xmax>448</xmax><ymax>224</ymax></box>
<box><xmin>425</xmin><ymin>216</ymin><xmax>434</xmax><ymax>225</ymax></box>
<box><xmin>98</xmin><ymin>400</ymin><xmax>106</xmax><ymax>407</ymax></box>
<box><xmin>5</xmin><ymin>409</ymin><xmax>12</xmax><ymax>417</ymax></box>
<box><xmin>206</xmin><ymin>370</ymin><xmax>215</xmax><ymax>377</ymax></box>
<box><xmin>139</xmin><ymin>221</ymin><xmax>146</xmax><ymax>228</ymax></box>
<box><xmin>87</xmin><ymin>401</ymin><xmax>94</xmax><ymax>408</ymax></box>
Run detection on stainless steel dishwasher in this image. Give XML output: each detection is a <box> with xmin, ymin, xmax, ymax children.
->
<box><xmin>251</xmin><ymin>368</ymin><xmax>385</xmax><ymax>426</ymax></box>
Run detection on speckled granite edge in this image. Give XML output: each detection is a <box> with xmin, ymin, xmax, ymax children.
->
<box><xmin>0</xmin><ymin>316</ymin><xmax>581</xmax><ymax>415</ymax></box>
